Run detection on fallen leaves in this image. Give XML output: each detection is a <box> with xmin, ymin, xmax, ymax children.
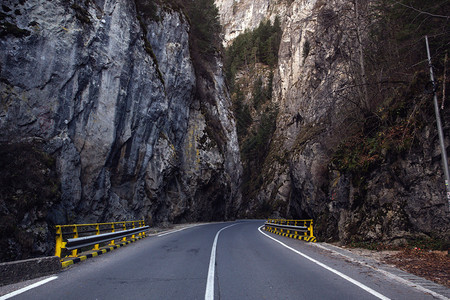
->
<box><xmin>384</xmin><ymin>248</ymin><xmax>450</xmax><ymax>288</ymax></box>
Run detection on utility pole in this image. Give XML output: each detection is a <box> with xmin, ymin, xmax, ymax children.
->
<box><xmin>425</xmin><ymin>35</ymin><xmax>450</xmax><ymax>211</ymax></box>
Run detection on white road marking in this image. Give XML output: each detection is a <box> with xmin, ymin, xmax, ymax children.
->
<box><xmin>0</xmin><ymin>276</ymin><xmax>58</xmax><ymax>300</ymax></box>
<box><xmin>313</xmin><ymin>243</ymin><xmax>450</xmax><ymax>300</ymax></box>
<box><xmin>258</xmin><ymin>226</ymin><xmax>391</xmax><ymax>300</ymax></box>
<box><xmin>205</xmin><ymin>223</ymin><xmax>239</xmax><ymax>300</ymax></box>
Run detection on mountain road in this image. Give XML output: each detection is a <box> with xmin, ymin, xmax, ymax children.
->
<box><xmin>1</xmin><ymin>220</ymin><xmax>448</xmax><ymax>300</ymax></box>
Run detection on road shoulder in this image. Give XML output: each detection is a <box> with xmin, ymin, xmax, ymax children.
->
<box><xmin>312</xmin><ymin>243</ymin><xmax>450</xmax><ymax>299</ymax></box>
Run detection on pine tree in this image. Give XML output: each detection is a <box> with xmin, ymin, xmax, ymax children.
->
<box><xmin>185</xmin><ymin>0</ymin><xmax>221</xmax><ymax>56</ymax></box>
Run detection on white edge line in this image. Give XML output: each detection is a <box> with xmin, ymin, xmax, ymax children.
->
<box><xmin>313</xmin><ymin>243</ymin><xmax>450</xmax><ymax>300</ymax></box>
<box><xmin>0</xmin><ymin>276</ymin><xmax>58</xmax><ymax>300</ymax></box>
<box><xmin>205</xmin><ymin>223</ymin><xmax>239</xmax><ymax>300</ymax></box>
<box><xmin>258</xmin><ymin>226</ymin><xmax>390</xmax><ymax>300</ymax></box>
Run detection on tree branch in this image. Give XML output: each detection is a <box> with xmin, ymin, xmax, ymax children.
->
<box><xmin>394</xmin><ymin>1</ymin><xmax>450</xmax><ymax>19</ymax></box>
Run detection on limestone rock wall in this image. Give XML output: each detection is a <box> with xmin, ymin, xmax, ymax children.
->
<box><xmin>216</xmin><ymin>0</ymin><xmax>450</xmax><ymax>243</ymax></box>
<box><xmin>0</xmin><ymin>0</ymin><xmax>241</xmax><ymax>261</ymax></box>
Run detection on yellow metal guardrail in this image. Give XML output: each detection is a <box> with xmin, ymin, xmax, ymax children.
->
<box><xmin>55</xmin><ymin>220</ymin><xmax>147</xmax><ymax>259</ymax></box>
<box><xmin>264</xmin><ymin>219</ymin><xmax>316</xmax><ymax>242</ymax></box>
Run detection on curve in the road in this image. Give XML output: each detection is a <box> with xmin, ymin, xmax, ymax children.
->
<box><xmin>205</xmin><ymin>223</ymin><xmax>239</xmax><ymax>300</ymax></box>
<box><xmin>258</xmin><ymin>225</ymin><xmax>390</xmax><ymax>300</ymax></box>
<box><xmin>1</xmin><ymin>221</ymin><xmax>448</xmax><ymax>300</ymax></box>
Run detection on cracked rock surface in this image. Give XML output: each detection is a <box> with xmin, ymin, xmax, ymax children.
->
<box><xmin>0</xmin><ymin>0</ymin><xmax>241</xmax><ymax>261</ymax></box>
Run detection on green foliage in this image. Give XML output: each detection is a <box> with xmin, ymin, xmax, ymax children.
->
<box><xmin>184</xmin><ymin>0</ymin><xmax>226</xmax><ymax>150</ymax></box>
<box><xmin>406</xmin><ymin>236</ymin><xmax>449</xmax><ymax>251</ymax></box>
<box><xmin>185</xmin><ymin>0</ymin><xmax>222</xmax><ymax>58</ymax></box>
<box><xmin>380</xmin><ymin>0</ymin><xmax>449</xmax><ymax>41</ymax></box>
<box><xmin>233</xmin><ymin>89</ymin><xmax>253</xmax><ymax>137</ymax></box>
<box><xmin>134</xmin><ymin>0</ymin><xmax>222</xmax><ymax>61</ymax></box>
<box><xmin>241</xmin><ymin>104</ymin><xmax>279</xmax><ymax>195</ymax></box>
<box><xmin>224</xmin><ymin>19</ymin><xmax>280</xmax><ymax>201</ymax></box>
<box><xmin>332</xmin><ymin>118</ymin><xmax>412</xmax><ymax>176</ymax></box>
<box><xmin>331</xmin><ymin>72</ymin><xmax>434</xmax><ymax>180</ymax></box>
<box><xmin>224</xmin><ymin>17</ymin><xmax>282</xmax><ymax>90</ymax></box>
<box><xmin>252</xmin><ymin>77</ymin><xmax>264</xmax><ymax>109</ymax></box>
<box><xmin>348</xmin><ymin>241</ymin><xmax>399</xmax><ymax>251</ymax></box>
<box><xmin>348</xmin><ymin>236</ymin><xmax>449</xmax><ymax>251</ymax></box>
<box><xmin>242</xmin><ymin>105</ymin><xmax>278</xmax><ymax>163</ymax></box>
<box><xmin>368</xmin><ymin>0</ymin><xmax>450</xmax><ymax>81</ymax></box>
<box><xmin>135</xmin><ymin>0</ymin><xmax>224</xmax><ymax>149</ymax></box>
<box><xmin>267</xmin><ymin>71</ymin><xmax>273</xmax><ymax>99</ymax></box>
<box><xmin>251</xmin><ymin>73</ymin><xmax>274</xmax><ymax>109</ymax></box>
<box><xmin>332</xmin><ymin>0</ymin><xmax>449</xmax><ymax>179</ymax></box>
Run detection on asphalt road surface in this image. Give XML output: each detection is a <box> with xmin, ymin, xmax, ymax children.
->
<box><xmin>1</xmin><ymin>220</ymin><xmax>448</xmax><ymax>299</ymax></box>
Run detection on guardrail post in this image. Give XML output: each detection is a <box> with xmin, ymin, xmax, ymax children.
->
<box><xmin>138</xmin><ymin>220</ymin><xmax>142</xmax><ymax>237</ymax></box>
<box><xmin>309</xmin><ymin>220</ymin><xmax>314</xmax><ymax>238</ymax></box>
<box><xmin>131</xmin><ymin>221</ymin><xmax>136</xmax><ymax>239</ymax></box>
<box><xmin>110</xmin><ymin>223</ymin><xmax>115</xmax><ymax>245</ymax></box>
<box><xmin>304</xmin><ymin>221</ymin><xmax>307</xmax><ymax>237</ymax></box>
<box><xmin>56</xmin><ymin>220</ymin><xmax>149</xmax><ymax>264</ymax></box>
<box><xmin>122</xmin><ymin>222</ymin><xmax>127</xmax><ymax>242</ymax></box>
<box><xmin>93</xmin><ymin>224</ymin><xmax>100</xmax><ymax>250</ymax></box>
<box><xmin>71</xmin><ymin>226</ymin><xmax>79</xmax><ymax>257</ymax></box>
<box><xmin>55</xmin><ymin>225</ymin><xmax>63</xmax><ymax>258</ymax></box>
<box><xmin>143</xmin><ymin>220</ymin><xmax>146</xmax><ymax>237</ymax></box>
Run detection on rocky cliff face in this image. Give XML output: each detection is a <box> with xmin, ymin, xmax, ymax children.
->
<box><xmin>0</xmin><ymin>0</ymin><xmax>241</xmax><ymax>261</ymax></box>
<box><xmin>217</xmin><ymin>0</ymin><xmax>450</xmax><ymax>244</ymax></box>
<box><xmin>215</xmin><ymin>0</ymin><xmax>289</xmax><ymax>46</ymax></box>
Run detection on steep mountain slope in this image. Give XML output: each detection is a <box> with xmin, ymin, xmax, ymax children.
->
<box><xmin>218</xmin><ymin>0</ymin><xmax>450</xmax><ymax>244</ymax></box>
<box><xmin>0</xmin><ymin>0</ymin><xmax>241</xmax><ymax>261</ymax></box>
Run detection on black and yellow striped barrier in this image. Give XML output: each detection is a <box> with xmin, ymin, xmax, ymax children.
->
<box><xmin>60</xmin><ymin>235</ymin><xmax>146</xmax><ymax>267</ymax></box>
<box><xmin>264</xmin><ymin>219</ymin><xmax>316</xmax><ymax>242</ymax></box>
<box><xmin>55</xmin><ymin>220</ymin><xmax>148</xmax><ymax>267</ymax></box>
